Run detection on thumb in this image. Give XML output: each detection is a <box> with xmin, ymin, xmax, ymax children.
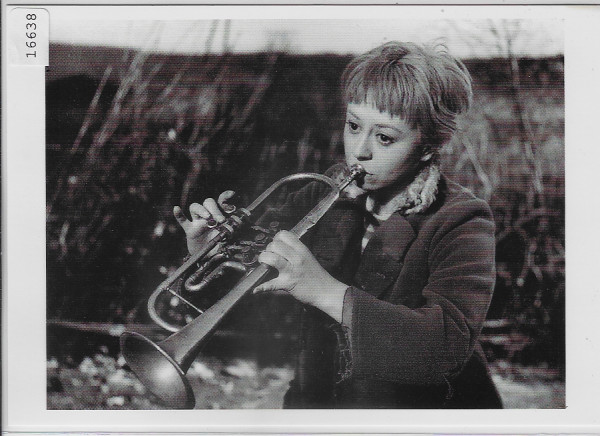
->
<box><xmin>218</xmin><ymin>190</ymin><xmax>236</xmax><ymax>206</ymax></box>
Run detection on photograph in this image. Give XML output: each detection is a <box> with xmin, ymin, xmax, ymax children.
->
<box><xmin>42</xmin><ymin>14</ymin><xmax>566</xmax><ymax>412</ymax></box>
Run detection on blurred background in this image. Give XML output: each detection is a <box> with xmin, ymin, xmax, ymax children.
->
<box><xmin>46</xmin><ymin>19</ymin><xmax>564</xmax><ymax>409</ymax></box>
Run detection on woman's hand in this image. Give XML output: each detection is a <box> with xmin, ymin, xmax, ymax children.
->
<box><xmin>173</xmin><ymin>190</ymin><xmax>236</xmax><ymax>255</ymax></box>
<box><xmin>254</xmin><ymin>230</ymin><xmax>348</xmax><ymax>323</ymax></box>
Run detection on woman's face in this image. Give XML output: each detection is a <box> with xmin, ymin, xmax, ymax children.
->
<box><xmin>344</xmin><ymin>102</ymin><xmax>428</xmax><ymax>194</ymax></box>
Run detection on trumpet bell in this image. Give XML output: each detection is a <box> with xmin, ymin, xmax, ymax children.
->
<box><xmin>120</xmin><ymin>331</ymin><xmax>195</xmax><ymax>409</ymax></box>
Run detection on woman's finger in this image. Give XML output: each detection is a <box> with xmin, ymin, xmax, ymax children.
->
<box><xmin>253</xmin><ymin>276</ymin><xmax>288</xmax><ymax>294</ymax></box>
<box><xmin>264</xmin><ymin>238</ymin><xmax>292</xmax><ymax>256</ymax></box>
<box><xmin>189</xmin><ymin>203</ymin><xmax>211</xmax><ymax>221</ymax></box>
<box><xmin>258</xmin><ymin>250</ymin><xmax>290</xmax><ymax>273</ymax></box>
<box><xmin>264</xmin><ymin>238</ymin><xmax>306</xmax><ymax>271</ymax></box>
<box><xmin>173</xmin><ymin>206</ymin><xmax>190</xmax><ymax>227</ymax></box>
<box><xmin>217</xmin><ymin>190</ymin><xmax>236</xmax><ymax>207</ymax></box>
<box><xmin>274</xmin><ymin>230</ymin><xmax>310</xmax><ymax>255</ymax></box>
<box><xmin>203</xmin><ymin>198</ymin><xmax>225</xmax><ymax>223</ymax></box>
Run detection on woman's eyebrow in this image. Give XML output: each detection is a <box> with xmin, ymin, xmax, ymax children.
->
<box><xmin>374</xmin><ymin>123</ymin><xmax>405</xmax><ymax>134</ymax></box>
<box><xmin>346</xmin><ymin>110</ymin><xmax>360</xmax><ymax>120</ymax></box>
<box><xmin>347</xmin><ymin>110</ymin><xmax>406</xmax><ymax>133</ymax></box>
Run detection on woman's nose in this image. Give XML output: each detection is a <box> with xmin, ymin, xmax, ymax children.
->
<box><xmin>354</xmin><ymin>136</ymin><xmax>372</xmax><ymax>160</ymax></box>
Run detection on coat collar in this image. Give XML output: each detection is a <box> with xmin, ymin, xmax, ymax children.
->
<box><xmin>365</xmin><ymin>162</ymin><xmax>441</xmax><ymax>219</ymax></box>
<box><xmin>311</xmin><ymin>164</ymin><xmax>443</xmax><ymax>299</ymax></box>
<box><xmin>351</xmin><ymin>166</ymin><xmax>441</xmax><ymax>298</ymax></box>
<box><xmin>367</xmin><ymin>213</ymin><xmax>418</xmax><ymax>262</ymax></box>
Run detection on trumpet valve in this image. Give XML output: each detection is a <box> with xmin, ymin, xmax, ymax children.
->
<box><xmin>242</xmin><ymin>254</ymin><xmax>259</xmax><ymax>267</ymax></box>
<box><xmin>269</xmin><ymin>221</ymin><xmax>280</xmax><ymax>232</ymax></box>
<box><xmin>222</xmin><ymin>203</ymin><xmax>236</xmax><ymax>214</ymax></box>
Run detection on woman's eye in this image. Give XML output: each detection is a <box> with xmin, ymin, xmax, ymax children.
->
<box><xmin>377</xmin><ymin>134</ymin><xmax>394</xmax><ymax>145</ymax></box>
<box><xmin>346</xmin><ymin>121</ymin><xmax>359</xmax><ymax>132</ymax></box>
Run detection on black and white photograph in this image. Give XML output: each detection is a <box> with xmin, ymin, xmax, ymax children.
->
<box><xmin>44</xmin><ymin>14</ymin><xmax>565</xmax><ymax>410</ymax></box>
<box><xmin>4</xmin><ymin>2</ymin><xmax>599</xmax><ymax>434</ymax></box>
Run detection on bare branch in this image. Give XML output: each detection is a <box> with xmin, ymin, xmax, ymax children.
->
<box><xmin>463</xmin><ymin>138</ymin><xmax>494</xmax><ymax>201</ymax></box>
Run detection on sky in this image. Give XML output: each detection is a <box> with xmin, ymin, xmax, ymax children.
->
<box><xmin>51</xmin><ymin>19</ymin><xmax>564</xmax><ymax>59</ymax></box>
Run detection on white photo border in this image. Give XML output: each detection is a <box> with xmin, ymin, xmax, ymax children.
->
<box><xmin>2</xmin><ymin>2</ymin><xmax>598</xmax><ymax>434</ymax></box>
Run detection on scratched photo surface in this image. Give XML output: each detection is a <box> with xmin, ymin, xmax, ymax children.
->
<box><xmin>45</xmin><ymin>18</ymin><xmax>564</xmax><ymax>409</ymax></box>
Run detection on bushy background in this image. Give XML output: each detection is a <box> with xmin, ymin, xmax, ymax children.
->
<box><xmin>46</xmin><ymin>42</ymin><xmax>564</xmax><ymax>408</ymax></box>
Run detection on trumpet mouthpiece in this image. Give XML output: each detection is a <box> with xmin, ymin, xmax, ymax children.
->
<box><xmin>335</xmin><ymin>164</ymin><xmax>367</xmax><ymax>194</ymax></box>
<box><xmin>349</xmin><ymin>164</ymin><xmax>366</xmax><ymax>180</ymax></box>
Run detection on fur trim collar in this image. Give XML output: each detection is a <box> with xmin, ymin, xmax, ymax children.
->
<box><xmin>366</xmin><ymin>163</ymin><xmax>441</xmax><ymax>220</ymax></box>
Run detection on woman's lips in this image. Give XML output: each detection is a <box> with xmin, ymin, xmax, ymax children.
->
<box><xmin>361</xmin><ymin>172</ymin><xmax>375</xmax><ymax>181</ymax></box>
<box><xmin>346</xmin><ymin>162</ymin><xmax>373</xmax><ymax>185</ymax></box>
<box><xmin>356</xmin><ymin>173</ymin><xmax>376</xmax><ymax>190</ymax></box>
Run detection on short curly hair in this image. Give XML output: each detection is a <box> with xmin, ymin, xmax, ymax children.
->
<box><xmin>342</xmin><ymin>41</ymin><xmax>473</xmax><ymax>151</ymax></box>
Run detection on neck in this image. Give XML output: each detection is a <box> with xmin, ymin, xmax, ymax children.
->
<box><xmin>370</xmin><ymin>176</ymin><xmax>413</xmax><ymax>207</ymax></box>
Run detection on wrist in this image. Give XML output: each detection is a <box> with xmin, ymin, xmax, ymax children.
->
<box><xmin>310</xmin><ymin>279</ymin><xmax>348</xmax><ymax>323</ymax></box>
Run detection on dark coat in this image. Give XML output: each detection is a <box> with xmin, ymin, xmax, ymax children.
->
<box><xmin>282</xmin><ymin>174</ymin><xmax>503</xmax><ymax>409</ymax></box>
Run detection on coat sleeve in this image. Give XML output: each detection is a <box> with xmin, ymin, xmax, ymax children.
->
<box><xmin>343</xmin><ymin>197</ymin><xmax>496</xmax><ymax>385</ymax></box>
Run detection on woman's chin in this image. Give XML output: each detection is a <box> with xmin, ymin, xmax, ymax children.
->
<box><xmin>344</xmin><ymin>181</ymin><xmax>368</xmax><ymax>199</ymax></box>
<box><xmin>358</xmin><ymin>176</ymin><xmax>382</xmax><ymax>193</ymax></box>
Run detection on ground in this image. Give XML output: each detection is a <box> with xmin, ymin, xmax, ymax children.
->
<box><xmin>47</xmin><ymin>353</ymin><xmax>565</xmax><ymax>410</ymax></box>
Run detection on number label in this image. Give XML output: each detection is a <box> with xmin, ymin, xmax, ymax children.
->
<box><xmin>9</xmin><ymin>8</ymin><xmax>49</xmax><ymax>66</ymax></box>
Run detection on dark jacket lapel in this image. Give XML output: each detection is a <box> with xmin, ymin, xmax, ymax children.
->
<box><xmin>354</xmin><ymin>213</ymin><xmax>417</xmax><ymax>298</ymax></box>
<box><xmin>310</xmin><ymin>197</ymin><xmax>366</xmax><ymax>283</ymax></box>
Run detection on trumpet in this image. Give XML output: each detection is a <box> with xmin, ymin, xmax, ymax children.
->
<box><xmin>120</xmin><ymin>164</ymin><xmax>365</xmax><ymax>409</ymax></box>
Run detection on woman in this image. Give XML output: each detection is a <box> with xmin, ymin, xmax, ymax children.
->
<box><xmin>174</xmin><ymin>41</ymin><xmax>502</xmax><ymax>408</ymax></box>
